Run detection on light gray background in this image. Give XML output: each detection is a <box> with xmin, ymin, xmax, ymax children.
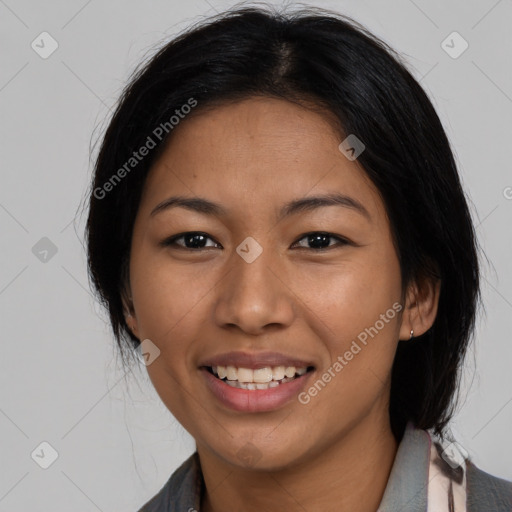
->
<box><xmin>1</xmin><ymin>0</ymin><xmax>511</xmax><ymax>510</ymax></box>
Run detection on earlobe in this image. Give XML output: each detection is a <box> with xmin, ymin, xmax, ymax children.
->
<box><xmin>120</xmin><ymin>258</ymin><xmax>137</xmax><ymax>335</ymax></box>
<box><xmin>123</xmin><ymin>307</ymin><xmax>139</xmax><ymax>337</ymax></box>
<box><xmin>121</xmin><ymin>290</ymin><xmax>138</xmax><ymax>336</ymax></box>
<box><xmin>125</xmin><ymin>313</ymin><xmax>138</xmax><ymax>335</ymax></box>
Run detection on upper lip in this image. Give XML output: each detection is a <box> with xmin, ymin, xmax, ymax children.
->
<box><xmin>199</xmin><ymin>351</ymin><xmax>315</xmax><ymax>370</ymax></box>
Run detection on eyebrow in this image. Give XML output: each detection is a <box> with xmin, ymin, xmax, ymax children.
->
<box><xmin>150</xmin><ymin>193</ymin><xmax>371</xmax><ymax>222</ymax></box>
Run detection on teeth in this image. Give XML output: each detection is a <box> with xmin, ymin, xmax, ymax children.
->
<box><xmin>211</xmin><ymin>364</ymin><xmax>310</xmax><ymax>386</ymax></box>
<box><xmin>237</xmin><ymin>368</ymin><xmax>253</xmax><ymax>382</ymax></box>
<box><xmin>225</xmin><ymin>379</ymin><xmax>294</xmax><ymax>390</ymax></box>
<box><xmin>285</xmin><ymin>366</ymin><xmax>296</xmax><ymax>378</ymax></box>
<box><xmin>253</xmin><ymin>367</ymin><xmax>273</xmax><ymax>383</ymax></box>
<box><xmin>272</xmin><ymin>366</ymin><xmax>285</xmax><ymax>381</ymax></box>
<box><xmin>226</xmin><ymin>365</ymin><xmax>237</xmax><ymax>380</ymax></box>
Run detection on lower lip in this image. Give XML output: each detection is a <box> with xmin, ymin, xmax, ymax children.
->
<box><xmin>201</xmin><ymin>368</ymin><xmax>314</xmax><ymax>413</ymax></box>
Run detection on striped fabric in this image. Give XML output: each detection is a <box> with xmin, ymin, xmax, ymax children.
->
<box><xmin>426</xmin><ymin>433</ymin><xmax>468</xmax><ymax>512</ymax></box>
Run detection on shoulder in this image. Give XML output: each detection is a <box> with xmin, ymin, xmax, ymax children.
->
<box><xmin>466</xmin><ymin>460</ymin><xmax>512</xmax><ymax>512</ymax></box>
<box><xmin>135</xmin><ymin>453</ymin><xmax>201</xmax><ymax>512</ymax></box>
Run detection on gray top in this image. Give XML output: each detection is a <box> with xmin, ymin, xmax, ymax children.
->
<box><xmin>136</xmin><ymin>424</ymin><xmax>512</xmax><ymax>511</ymax></box>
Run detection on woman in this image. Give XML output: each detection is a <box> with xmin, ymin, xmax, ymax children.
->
<box><xmin>85</xmin><ymin>5</ymin><xmax>512</xmax><ymax>511</ymax></box>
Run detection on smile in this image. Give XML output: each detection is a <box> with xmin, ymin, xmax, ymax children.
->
<box><xmin>201</xmin><ymin>364</ymin><xmax>316</xmax><ymax>412</ymax></box>
<box><xmin>207</xmin><ymin>365</ymin><xmax>314</xmax><ymax>390</ymax></box>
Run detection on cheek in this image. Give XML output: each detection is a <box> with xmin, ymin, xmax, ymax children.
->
<box><xmin>130</xmin><ymin>247</ymin><xmax>215</xmax><ymax>343</ymax></box>
<box><xmin>292</xmin><ymin>247</ymin><xmax>402</xmax><ymax>400</ymax></box>
<box><xmin>131</xmin><ymin>253</ymin><xmax>214</xmax><ymax>424</ymax></box>
<box><xmin>293</xmin><ymin>251</ymin><xmax>402</xmax><ymax>342</ymax></box>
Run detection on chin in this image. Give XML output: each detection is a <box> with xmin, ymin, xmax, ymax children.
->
<box><xmin>210</xmin><ymin>436</ymin><xmax>311</xmax><ymax>472</ymax></box>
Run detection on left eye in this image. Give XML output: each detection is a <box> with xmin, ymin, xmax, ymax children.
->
<box><xmin>291</xmin><ymin>232</ymin><xmax>349</xmax><ymax>250</ymax></box>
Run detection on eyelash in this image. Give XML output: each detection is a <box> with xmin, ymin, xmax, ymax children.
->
<box><xmin>160</xmin><ymin>231</ymin><xmax>350</xmax><ymax>252</ymax></box>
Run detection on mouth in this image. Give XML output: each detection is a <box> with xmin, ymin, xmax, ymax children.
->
<box><xmin>203</xmin><ymin>364</ymin><xmax>316</xmax><ymax>390</ymax></box>
<box><xmin>199</xmin><ymin>351</ymin><xmax>317</xmax><ymax>412</ymax></box>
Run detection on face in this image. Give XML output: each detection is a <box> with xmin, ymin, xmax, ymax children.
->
<box><xmin>127</xmin><ymin>96</ymin><xmax>411</xmax><ymax>470</ymax></box>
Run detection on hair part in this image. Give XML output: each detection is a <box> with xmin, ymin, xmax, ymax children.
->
<box><xmin>85</xmin><ymin>4</ymin><xmax>482</xmax><ymax>440</ymax></box>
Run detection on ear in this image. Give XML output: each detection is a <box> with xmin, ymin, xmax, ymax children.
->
<box><xmin>121</xmin><ymin>273</ymin><xmax>139</xmax><ymax>338</ymax></box>
<box><xmin>399</xmin><ymin>272</ymin><xmax>441</xmax><ymax>341</ymax></box>
<box><xmin>123</xmin><ymin>303</ymin><xmax>139</xmax><ymax>339</ymax></box>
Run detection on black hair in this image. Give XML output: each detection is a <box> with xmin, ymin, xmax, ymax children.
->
<box><xmin>85</xmin><ymin>4</ymin><xmax>482</xmax><ymax>440</ymax></box>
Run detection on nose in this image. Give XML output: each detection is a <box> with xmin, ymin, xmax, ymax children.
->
<box><xmin>213</xmin><ymin>243</ymin><xmax>295</xmax><ymax>336</ymax></box>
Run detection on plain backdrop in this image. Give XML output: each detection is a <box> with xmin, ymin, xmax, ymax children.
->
<box><xmin>1</xmin><ymin>0</ymin><xmax>511</xmax><ymax>510</ymax></box>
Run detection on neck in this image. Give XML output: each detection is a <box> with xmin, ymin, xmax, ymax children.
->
<box><xmin>198</xmin><ymin>413</ymin><xmax>399</xmax><ymax>512</ymax></box>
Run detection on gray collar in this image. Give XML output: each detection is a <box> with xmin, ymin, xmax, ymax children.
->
<box><xmin>138</xmin><ymin>422</ymin><xmax>431</xmax><ymax>512</ymax></box>
<box><xmin>377</xmin><ymin>422</ymin><xmax>430</xmax><ymax>511</ymax></box>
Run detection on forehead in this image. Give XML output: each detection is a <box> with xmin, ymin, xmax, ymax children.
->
<box><xmin>138</xmin><ymin>96</ymin><xmax>387</xmax><ymax>224</ymax></box>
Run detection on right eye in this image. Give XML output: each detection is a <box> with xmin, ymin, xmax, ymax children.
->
<box><xmin>160</xmin><ymin>232</ymin><xmax>222</xmax><ymax>251</ymax></box>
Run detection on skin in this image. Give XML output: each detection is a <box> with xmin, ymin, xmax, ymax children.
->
<box><xmin>124</xmin><ymin>96</ymin><xmax>440</xmax><ymax>512</ymax></box>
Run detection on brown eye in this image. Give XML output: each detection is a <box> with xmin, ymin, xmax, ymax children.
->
<box><xmin>292</xmin><ymin>232</ymin><xmax>349</xmax><ymax>250</ymax></box>
<box><xmin>160</xmin><ymin>232</ymin><xmax>221</xmax><ymax>250</ymax></box>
